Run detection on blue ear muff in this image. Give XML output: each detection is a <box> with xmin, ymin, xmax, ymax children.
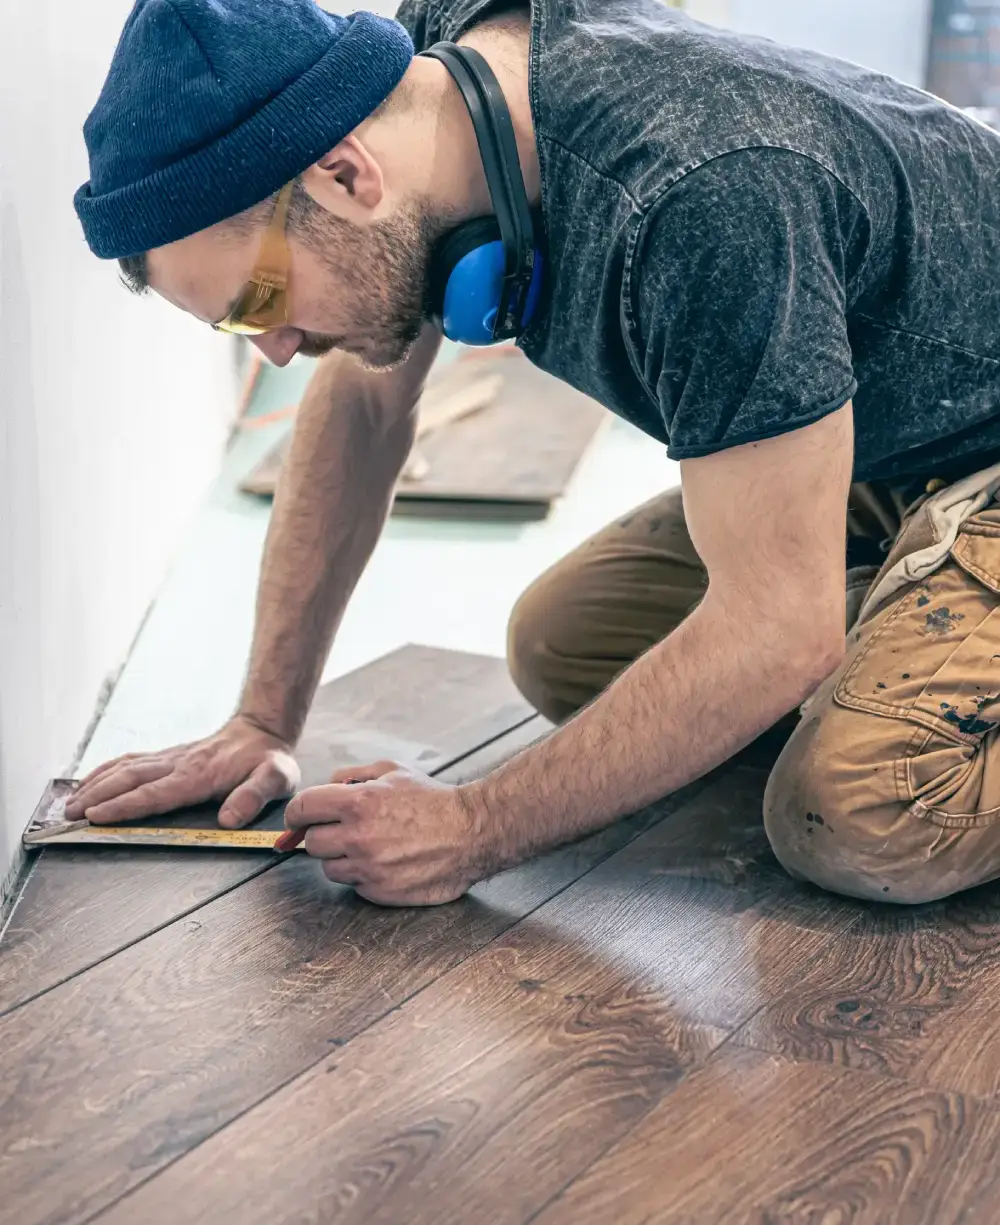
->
<box><xmin>420</xmin><ymin>43</ymin><xmax>543</xmax><ymax>347</ymax></box>
<box><xmin>430</xmin><ymin>216</ymin><xmax>544</xmax><ymax>346</ymax></box>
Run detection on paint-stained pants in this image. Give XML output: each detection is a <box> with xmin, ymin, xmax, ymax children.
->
<box><xmin>505</xmin><ymin>480</ymin><xmax>1000</xmax><ymax>905</ymax></box>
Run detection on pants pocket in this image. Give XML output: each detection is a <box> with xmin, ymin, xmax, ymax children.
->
<box><xmin>951</xmin><ymin>507</ymin><xmax>1000</xmax><ymax>594</ymax></box>
<box><xmin>834</xmin><ymin>558</ymin><xmax>1000</xmax><ymax>746</ymax></box>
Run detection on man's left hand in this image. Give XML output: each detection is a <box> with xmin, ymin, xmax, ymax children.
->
<box><xmin>282</xmin><ymin>761</ymin><xmax>488</xmax><ymax>906</ymax></box>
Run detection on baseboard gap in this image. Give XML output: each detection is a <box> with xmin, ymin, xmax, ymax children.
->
<box><xmin>0</xmin><ymin>843</ymin><xmax>34</xmax><ymax>940</ymax></box>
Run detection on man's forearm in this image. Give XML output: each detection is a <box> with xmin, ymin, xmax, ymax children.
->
<box><xmin>237</xmin><ymin>352</ymin><xmax>420</xmax><ymax>745</ymax></box>
<box><xmin>464</xmin><ymin>593</ymin><xmax>843</xmax><ymax>872</ymax></box>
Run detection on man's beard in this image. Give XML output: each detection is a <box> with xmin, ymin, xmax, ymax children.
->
<box><xmin>300</xmin><ymin>202</ymin><xmax>444</xmax><ymax>369</ymax></box>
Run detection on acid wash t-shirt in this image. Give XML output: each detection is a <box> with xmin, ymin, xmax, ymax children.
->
<box><xmin>395</xmin><ymin>0</ymin><xmax>1000</xmax><ymax>484</ymax></box>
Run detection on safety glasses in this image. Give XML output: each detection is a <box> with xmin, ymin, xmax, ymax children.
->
<box><xmin>212</xmin><ymin>181</ymin><xmax>294</xmax><ymax>335</ymax></box>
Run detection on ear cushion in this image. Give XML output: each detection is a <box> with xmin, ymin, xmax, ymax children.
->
<box><xmin>428</xmin><ymin>216</ymin><xmax>503</xmax><ymax>323</ymax></box>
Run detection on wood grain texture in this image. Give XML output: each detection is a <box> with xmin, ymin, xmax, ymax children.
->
<box><xmin>242</xmin><ymin>349</ymin><xmax>607</xmax><ymax>518</ymax></box>
<box><xmin>731</xmin><ymin>880</ymin><xmax>1000</xmax><ymax>1099</ymax></box>
<box><xmin>532</xmin><ymin>1046</ymin><xmax>1000</xmax><ymax>1225</ymax></box>
<box><xmin>80</xmin><ymin>771</ymin><xmax>859</xmax><ymax>1225</ymax></box>
<box><xmin>0</xmin><ymin>750</ymin><xmax>742</xmax><ymax>1225</ymax></box>
<box><xmin>0</xmin><ymin>646</ymin><xmax>532</xmax><ymax>1015</ymax></box>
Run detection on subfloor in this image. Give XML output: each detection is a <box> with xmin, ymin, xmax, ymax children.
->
<box><xmin>5</xmin><ymin>355</ymin><xmax>1000</xmax><ymax>1223</ymax></box>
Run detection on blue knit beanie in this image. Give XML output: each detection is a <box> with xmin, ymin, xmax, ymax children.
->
<box><xmin>75</xmin><ymin>0</ymin><xmax>414</xmax><ymax>259</ymax></box>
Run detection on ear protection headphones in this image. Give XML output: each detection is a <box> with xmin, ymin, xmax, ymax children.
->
<box><xmin>420</xmin><ymin>41</ymin><xmax>544</xmax><ymax>346</ymax></box>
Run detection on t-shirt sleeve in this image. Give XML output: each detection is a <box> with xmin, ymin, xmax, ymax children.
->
<box><xmin>631</xmin><ymin>148</ymin><xmax>865</xmax><ymax>460</ymax></box>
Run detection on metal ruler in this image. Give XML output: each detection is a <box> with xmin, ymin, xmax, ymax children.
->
<box><xmin>22</xmin><ymin>780</ymin><xmax>298</xmax><ymax>851</ymax></box>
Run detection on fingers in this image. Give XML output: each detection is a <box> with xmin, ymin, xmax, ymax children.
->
<box><xmin>285</xmin><ymin>782</ymin><xmax>367</xmax><ymax>830</ymax></box>
<box><xmin>85</xmin><ymin>776</ymin><xmax>196</xmax><ymax>825</ymax></box>
<box><xmin>219</xmin><ymin>758</ymin><xmax>298</xmax><ymax>830</ymax></box>
<box><xmin>70</xmin><ymin>760</ymin><xmax>175</xmax><ymax>822</ymax></box>
<box><xmin>319</xmin><ymin>856</ymin><xmax>362</xmax><ymax>889</ymax></box>
<box><xmin>304</xmin><ymin>823</ymin><xmax>351</xmax><ymax>860</ymax></box>
<box><xmin>67</xmin><ymin>754</ymin><xmax>146</xmax><ymax>816</ymax></box>
<box><xmin>328</xmin><ymin>760</ymin><xmax>400</xmax><ymax>785</ymax></box>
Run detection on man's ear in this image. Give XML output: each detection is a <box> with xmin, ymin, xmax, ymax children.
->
<box><xmin>299</xmin><ymin>135</ymin><xmax>384</xmax><ymax>219</ymax></box>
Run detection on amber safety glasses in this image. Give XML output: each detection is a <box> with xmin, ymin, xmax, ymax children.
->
<box><xmin>213</xmin><ymin>181</ymin><xmax>295</xmax><ymax>336</ymax></box>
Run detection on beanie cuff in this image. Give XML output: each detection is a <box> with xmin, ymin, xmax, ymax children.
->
<box><xmin>75</xmin><ymin>11</ymin><xmax>413</xmax><ymax>259</ymax></box>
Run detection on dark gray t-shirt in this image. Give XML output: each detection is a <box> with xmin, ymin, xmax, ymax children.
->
<box><xmin>396</xmin><ymin>0</ymin><xmax>1000</xmax><ymax>482</ymax></box>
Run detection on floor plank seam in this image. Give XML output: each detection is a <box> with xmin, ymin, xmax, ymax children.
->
<box><xmin>0</xmin><ymin>858</ymin><xmax>282</xmax><ymax>1021</ymax></box>
<box><xmin>0</xmin><ymin>850</ymin><xmax>36</xmax><ymax>943</ymax></box>
<box><xmin>519</xmin><ymin>1028</ymin><xmax>738</xmax><ymax>1225</ymax></box>
<box><xmin>701</xmin><ymin>905</ymin><xmax>870</xmax><ymax>1065</ymax></box>
<box><xmin>728</xmin><ymin>1031</ymin><xmax>1000</xmax><ymax>1107</ymax></box>
<box><xmin>433</xmin><ymin>711</ymin><xmax>542</xmax><ymax>773</ymax></box>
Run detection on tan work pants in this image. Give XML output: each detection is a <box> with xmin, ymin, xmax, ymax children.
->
<box><xmin>506</xmin><ymin>480</ymin><xmax>1000</xmax><ymax>905</ymax></box>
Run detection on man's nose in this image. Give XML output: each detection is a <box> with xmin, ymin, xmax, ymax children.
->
<box><xmin>250</xmin><ymin>328</ymin><xmax>303</xmax><ymax>367</ymax></box>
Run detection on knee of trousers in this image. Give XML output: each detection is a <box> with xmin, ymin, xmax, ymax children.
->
<box><xmin>762</xmin><ymin>697</ymin><xmax>988</xmax><ymax>906</ymax></box>
<box><xmin>506</xmin><ymin>571</ymin><xmax>582</xmax><ymax>724</ymax></box>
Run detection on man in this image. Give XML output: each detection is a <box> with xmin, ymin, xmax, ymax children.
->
<box><xmin>69</xmin><ymin>0</ymin><xmax>1000</xmax><ymax>907</ymax></box>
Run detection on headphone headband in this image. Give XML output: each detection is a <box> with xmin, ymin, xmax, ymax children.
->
<box><xmin>420</xmin><ymin>42</ymin><xmax>537</xmax><ymax>340</ymax></box>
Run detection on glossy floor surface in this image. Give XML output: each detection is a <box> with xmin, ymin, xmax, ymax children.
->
<box><xmin>6</xmin><ymin>356</ymin><xmax>1000</xmax><ymax>1223</ymax></box>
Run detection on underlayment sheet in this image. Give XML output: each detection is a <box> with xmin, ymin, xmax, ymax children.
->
<box><xmin>240</xmin><ymin>349</ymin><xmax>608</xmax><ymax>521</ymax></box>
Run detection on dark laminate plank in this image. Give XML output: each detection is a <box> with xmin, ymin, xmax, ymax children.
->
<box><xmin>730</xmin><ymin>881</ymin><xmax>1000</xmax><ymax>1099</ymax></box>
<box><xmin>0</xmin><ymin>767</ymin><xmax>733</xmax><ymax>1225</ymax></box>
<box><xmin>435</xmin><ymin>713</ymin><xmax>552</xmax><ymax>782</ymax></box>
<box><xmin>532</xmin><ymin>1046</ymin><xmax>1000</xmax><ymax>1225</ymax></box>
<box><xmin>293</xmin><ymin>644</ymin><xmax>534</xmax><ymax>787</ymax></box>
<box><xmin>84</xmin><ymin>770</ymin><xmax>860</xmax><ymax>1225</ymax></box>
<box><xmin>0</xmin><ymin>750</ymin><xmax>733</xmax><ymax>1225</ymax></box>
<box><xmin>392</xmin><ymin>354</ymin><xmax>607</xmax><ymax>510</ymax></box>
<box><xmin>0</xmin><ymin>646</ymin><xmax>533</xmax><ymax>1015</ymax></box>
<box><xmin>243</xmin><ymin>350</ymin><xmax>607</xmax><ymax>518</ymax></box>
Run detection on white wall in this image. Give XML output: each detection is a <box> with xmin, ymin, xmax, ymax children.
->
<box><xmin>0</xmin><ymin>1</ymin><xmax>240</xmax><ymax>890</ymax></box>
<box><xmin>688</xmin><ymin>0</ymin><xmax>933</xmax><ymax>86</ymax></box>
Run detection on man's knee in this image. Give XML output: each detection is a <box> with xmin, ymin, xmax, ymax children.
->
<box><xmin>507</xmin><ymin>574</ymin><xmax>568</xmax><ymax>723</ymax></box>
<box><xmin>506</xmin><ymin>567</ymin><xmax>603</xmax><ymax>724</ymax></box>
<box><xmin>507</xmin><ymin>487</ymin><xmax>705</xmax><ymax>723</ymax></box>
<box><xmin>763</xmin><ymin>700</ymin><xmax>977</xmax><ymax>905</ymax></box>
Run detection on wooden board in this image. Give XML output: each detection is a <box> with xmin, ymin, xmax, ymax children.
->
<box><xmin>240</xmin><ymin>350</ymin><xmax>608</xmax><ymax>520</ymax></box>
<box><xmin>731</xmin><ymin>879</ymin><xmax>1000</xmax><ymax>1099</ymax></box>
<box><xmin>8</xmin><ymin>653</ymin><xmax>1000</xmax><ymax>1225</ymax></box>
<box><xmin>532</xmin><ymin>1046</ymin><xmax>1000</xmax><ymax>1225</ymax></box>
<box><xmin>82</xmin><ymin>770</ymin><xmax>862</xmax><ymax>1225</ymax></box>
<box><xmin>0</xmin><ymin>761</ymin><xmax>725</xmax><ymax>1225</ymax></box>
<box><xmin>0</xmin><ymin>645</ymin><xmax>533</xmax><ymax>1016</ymax></box>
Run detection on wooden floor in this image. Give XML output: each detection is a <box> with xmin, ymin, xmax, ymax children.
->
<box><xmin>4</xmin><ymin>646</ymin><xmax>1000</xmax><ymax>1225</ymax></box>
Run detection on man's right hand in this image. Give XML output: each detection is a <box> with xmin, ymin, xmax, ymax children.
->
<box><xmin>64</xmin><ymin>716</ymin><xmax>301</xmax><ymax>829</ymax></box>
